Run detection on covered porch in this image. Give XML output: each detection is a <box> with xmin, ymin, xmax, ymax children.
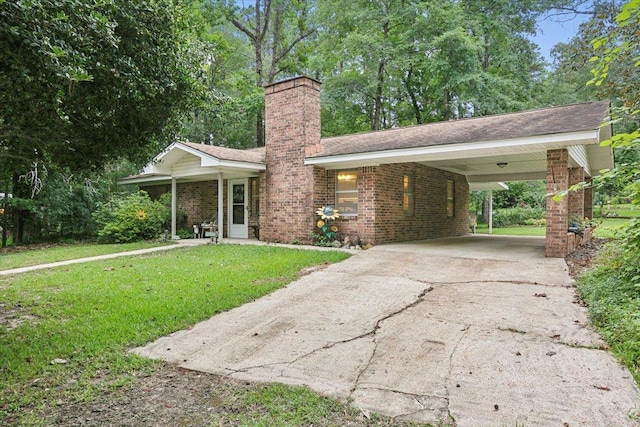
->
<box><xmin>119</xmin><ymin>142</ymin><xmax>265</xmax><ymax>242</ymax></box>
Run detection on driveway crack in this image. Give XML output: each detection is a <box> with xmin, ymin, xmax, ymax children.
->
<box><xmin>418</xmin><ymin>279</ymin><xmax>569</xmax><ymax>288</ymax></box>
<box><xmin>348</xmin><ymin>286</ymin><xmax>434</xmax><ymax>400</ymax></box>
<box><xmin>444</xmin><ymin>324</ymin><xmax>468</xmax><ymax>426</ymax></box>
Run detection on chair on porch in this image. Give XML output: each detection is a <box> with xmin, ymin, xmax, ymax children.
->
<box><xmin>468</xmin><ymin>214</ymin><xmax>477</xmax><ymax>234</ymax></box>
<box><xmin>201</xmin><ymin>212</ymin><xmax>219</xmax><ymax>243</ymax></box>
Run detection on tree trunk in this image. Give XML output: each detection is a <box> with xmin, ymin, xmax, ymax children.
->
<box><xmin>403</xmin><ymin>65</ymin><xmax>423</xmax><ymax>124</ymax></box>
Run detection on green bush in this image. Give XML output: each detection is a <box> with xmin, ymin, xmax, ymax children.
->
<box><xmin>492</xmin><ymin>207</ymin><xmax>545</xmax><ymax>227</ymax></box>
<box><xmin>93</xmin><ymin>191</ymin><xmax>169</xmax><ymax>243</ymax></box>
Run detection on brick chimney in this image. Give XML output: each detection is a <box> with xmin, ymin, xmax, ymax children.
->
<box><xmin>260</xmin><ymin>76</ymin><xmax>325</xmax><ymax>243</ymax></box>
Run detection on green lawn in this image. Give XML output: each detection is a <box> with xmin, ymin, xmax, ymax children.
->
<box><xmin>594</xmin><ymin>203</ymin><xmax>640</xmax><ymax>218</ymax></box>
<box><xmin>0</xmin><ymin>244</ymin><xmax>352</xmax><ymax>426</ymax></box>
<box><xmin>0</xmin><ymin>241</ymin><xmax>173</xmax><ymax>271</ymax></box>
<box><xmin>474</xmin><ymin>217</ymin><xmax>631</xmax><ymax>238</ymax></box>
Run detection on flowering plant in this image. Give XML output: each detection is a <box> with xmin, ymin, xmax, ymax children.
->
<box><xmin>314</xmin><ymin>206</ymin><xmax>340</xmax><ymax>246</ymax></box>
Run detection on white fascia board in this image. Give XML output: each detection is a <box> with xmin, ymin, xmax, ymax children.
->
<box><xmin>218</xmin><ymin>160</ymin><xmax>266</xmax><ymax>171</ymax></box>
<box><xmin>304</xmin><ymin>130</ymin><xmax>599</xmax><ymax>167</ymax></box>
<box><xmin>117</xmin><ymin>174</ymin><xmax>171</xmax><ymax>185</ymax></box>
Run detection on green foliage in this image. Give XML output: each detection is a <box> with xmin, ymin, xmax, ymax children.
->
<box><xmin>587</xmin><ymin>0</ymin><xmax>640</xmax><ymax>285</ymax></box>
<box><xmin>492</xmin><ymin>207</ymin><xmax>545</xmax><ymax>227</ymax></box>
<box><xmin>577</xmin><ymin>243</ymin><xmax>640</xmax><ymax>382</ymax></box>
<box><xmin>93</xmin><ymin>191</ymin><xmax>169</xmax><ymax>243</ymax></box>
<box><xmin>0</xmin><ymin>0</ymin><xmax>204</xmax><ymax>175</ymax></box>
<box><xmin>493</xmin><ymin>180</ymin><xmax>546</xmax><ymax>209</ymax></box>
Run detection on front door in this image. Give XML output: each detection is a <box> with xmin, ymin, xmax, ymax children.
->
<box><xmin>228</xmin><ymin>179</ymin><xmax>248</xmax><ymax>238</ymax></box>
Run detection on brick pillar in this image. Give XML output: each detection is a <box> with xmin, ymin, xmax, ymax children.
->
<box><xmin>546</xmin><ymin>149</ymin><xmax>569</xmax><ymax>257</ymax></box>
<box><xmin>261</xmin><ymin>76</ymin><xmax>322</xmax><ymax>243</ymax></box>
<box><xmin>584</xmin><ymin>177</ymin><xmax>594</xmax><ymax>220</ymax></box>
<box><xmin>568</xmin><ymin>167</ymin><xmax>585</xmax><ymax>221</ymax></box>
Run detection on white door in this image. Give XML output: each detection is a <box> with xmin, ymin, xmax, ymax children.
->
<box><xmin>228</xmin><ymin>179</ymin><xmax>248</xmax><ymax>238</ymax></box>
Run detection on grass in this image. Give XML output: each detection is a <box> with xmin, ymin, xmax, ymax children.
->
<box><xmin>576</xmin><ymin>243</ymin><xmax>640</xmax><ymax>384</ymax></box>
<box><xmin>594</xmin><ymin>203</ymin><xmax>640</xmax><ymax>218</ymax></box>
<box><xmin>474</xmin><ymin>217</ymin><xmax>631</xmax><ymax>238</ymax></box>
<box><xmin>0</xmin><ymin>244</ymin><xmax>351</xmax><ymax>425</ymax></box>
<box><xmin>0</xmin><ymin>241</ymin><xmax>173</xmax><ymax>271</ymax></box>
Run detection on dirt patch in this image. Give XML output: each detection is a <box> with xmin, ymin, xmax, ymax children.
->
<box><xmin>44</xmin><ymin>364</ymin><xmax>415</xmax><ymax>426</ymax></box>
<box><xmin>0</xmin><ymin>303</ymin><xmax>40</xmax><ymax>333</ymax></box>
<box><xmin>565</xmin><ymin>238</ymin><xmax>607</xmax><ymax>278</ymax></box>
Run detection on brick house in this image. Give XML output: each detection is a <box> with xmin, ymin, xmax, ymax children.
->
<box><xmin>121</xmin><ymin>76</ymin><xmax>613</xmax><ymax>257</ymax></box>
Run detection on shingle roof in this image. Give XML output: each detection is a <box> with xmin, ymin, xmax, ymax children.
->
<box><xmin>310</xmin><ymin>101</ymin><xmax>610</xmax><ymax>158</ymax></box>
<box><xmin>182</xmin><ymin>142</ymin><xmax>265</xmax><ymax>164</ymax></box>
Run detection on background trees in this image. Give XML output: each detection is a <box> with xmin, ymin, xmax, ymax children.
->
<box><xmin>0</xmin><ymin>0</ymin><xmax>634</xmax><ymax>245</ymax></box>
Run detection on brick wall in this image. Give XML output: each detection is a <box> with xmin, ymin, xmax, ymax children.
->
<box><xmin>260</xmin><ymin>77</ymin><xmax>322</xmax><ymax>243</ymax></box>
<box><xmin>546</xmin><ymin>149</ymin><xmax>569</xmax><ymax>257</ymax></box>
<box><xmin>328</xmin><ymin>163</ymin><xmax>469</xmax><ymax>245</ymax></box>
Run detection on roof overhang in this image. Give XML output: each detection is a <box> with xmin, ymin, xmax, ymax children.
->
<box><xmin>305</xmin><ymin>126</ymin><xmax>613</xmax><ymax>182</ymax></box>
<box><xmin>118</xmin><ymin>142</ymin><xmax>266</xmax><ymax>185</ymax></box>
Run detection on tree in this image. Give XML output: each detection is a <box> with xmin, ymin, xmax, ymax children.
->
<box><xmin>209</xmin><ymin>0</ymin><xmax>318</xmax><ymax>146</ymax></box>
<box><xmin>0</xmin><ymin>0</ymin><xmax>204</xmax><ymax>243</ymax></box>
<box><xmin>585</xmin><ymin>0</ymin><xmax>639</xmax><ymax>283</ymax></box>
<box><xmin>315</xmin><ymin>0</ymin><xmax>557</xmax><ymax>135</ymax></box>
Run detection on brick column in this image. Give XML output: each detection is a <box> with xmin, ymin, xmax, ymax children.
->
<box><xmin>584</xmin><ymin>177</ymin><xmax>594</xmax><ymax>220</ymax></box>
<box><xmin>546</xmin><ymin>149</ymin><xmax>569</xmax><ymax>257</ymax></box>
<box><xmin>568</xmin><ymin>167</ymin><xmax>585</xmax><ymax>221</ymax></box>
<box><xmin>261</xmin><ymin>76</ymin><xmax>322</xmax><ymax>243</ymax></box>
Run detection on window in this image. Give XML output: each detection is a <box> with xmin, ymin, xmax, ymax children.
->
<box><xmin>403</xmin><ymin>174</ymin><xmax>414</xmax><ymax>216</ymax></box>
<box><xmin>336</xmin><ymin>170</ymin><xmax>358</xmax><ymax>215</ymax></box>
<box><xmin>446</xmin><ymin>179</ymin><xmax>455</xmax><ymax>217</ymax></box>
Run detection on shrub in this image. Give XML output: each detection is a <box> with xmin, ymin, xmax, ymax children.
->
<box><xmin>93</xmin><ymin>191</ymin><xmax>169</xmax><ymax>243</ymax></box>
<box><xmin>492</xmin><ymin>207</ymin><xmax>545</xmax><ymax>227</ymax></box>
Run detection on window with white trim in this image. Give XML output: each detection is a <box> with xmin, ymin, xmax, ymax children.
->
<box><xmin>403</xmin><ymin>174</ymin><xmax>414</xmax><ymax>216</ymax></box>
<box><xmin>336</xmin><ymin>170</ymin><xmax>358</xmax><ymax>216</ymax></box>
<box><xmin>446</xmin><ymin>179</ymin><xmax>455</xmax><ymax>217</ymax></box>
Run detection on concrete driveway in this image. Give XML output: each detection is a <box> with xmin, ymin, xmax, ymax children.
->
<box><xmin>134</xmin><ymin>235</ymin><xmax>640</xmax><ymax>426</ymax></box>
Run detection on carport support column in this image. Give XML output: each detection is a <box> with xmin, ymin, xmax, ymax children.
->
<box><xmin>568</xmin><ymin>167</ymin><xmax>585</xmax><ymax>221</ymax></box>
<box><xmin>488</xmin><ymin>190</ymin><xmax>494</xmax><ymax>235</ymax></box>
<box><xmin>218</xmin><ymin>172</ymin><xmax>224</xmax><ymax>242</ymax></box>
<box><xmin>584</xmin><ymin>177</ymin><xmax>594</xmax><ymax>220</ymax></box>
<box><xmin>545</xmin><ymin>149</ymin><xmax>569</xmax><ymax>257</ymax></box>
<box><xmin>171</xmin><ymin>177</ymin><xmax>177</xmax><ymax>238</ymax></box>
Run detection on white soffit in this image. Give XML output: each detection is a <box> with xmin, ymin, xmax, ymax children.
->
<box><xmin>469</xmin><ymin>182</ymin><xmax>509</xmax><ymax>191</ymax></box>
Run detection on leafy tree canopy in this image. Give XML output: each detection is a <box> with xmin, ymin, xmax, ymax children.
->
<box><xmin>0</xmin><ymin>0</ymin><xmax>205</xmax><ymax>177</ymax></box>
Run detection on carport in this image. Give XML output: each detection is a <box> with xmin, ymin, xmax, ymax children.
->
<box><xmin>305</xmin><ymin>101</ymin><xmax>613</xmax><ymax>257</ymax></box>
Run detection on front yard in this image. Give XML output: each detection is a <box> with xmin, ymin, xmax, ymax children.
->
<box><xmin>0</xmin><ymin>245</ymin><xmax>424</xmax><ymax>426</ymax></box>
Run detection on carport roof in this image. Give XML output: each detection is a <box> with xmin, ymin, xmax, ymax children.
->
<box><xmin>310</xmin><ymin>101</ymin><xmax>610</xmax><ymax>157</ymax></box>
<box><xmin>305</xmin><ymin>101</ymin><xmax>613</xmax><ymax>180</ymax></box>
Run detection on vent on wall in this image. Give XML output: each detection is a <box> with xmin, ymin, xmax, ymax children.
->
<box><xmin>362</xmin><ymin>166</ymin><xmax>376</xmax><ymax>174</ymax></box>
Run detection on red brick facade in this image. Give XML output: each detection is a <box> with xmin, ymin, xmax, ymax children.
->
<box><xmin>546</xmin><ymin>149</ymin><xmax>569</xmax><ymax>257</ymax></box>
<box><xmin>257</xmin><ymin>76</ymin><xmax>470</xmax><ymax>245</ymax></box>
<box><xmin>260</xmin><ymin>77</ymin><xmax>323</xmax><ymax>243</ymax></box>
<box><xmin>568</xmin><ymin>167</ymin><xmax>585</xmax><ymax>220</ymax></box>
<box><xmin>323</xmin><ymin>164</ymin><xmax>469</xmax><ymax>245</ymax></box>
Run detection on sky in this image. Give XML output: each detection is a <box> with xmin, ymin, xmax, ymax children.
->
<box><xmin>531</xmin><ymin>12</ymin><xmax>591</xmax><ymax>64</ymax></box>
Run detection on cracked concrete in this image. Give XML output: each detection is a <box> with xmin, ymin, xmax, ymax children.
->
<box><xmin>133</xmin><ymin>235</ymin><xmax>640</xmax><ymax>426</ymax></box>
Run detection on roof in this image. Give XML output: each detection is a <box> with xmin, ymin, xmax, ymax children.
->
<box><xmin>182</xmin><ymin>142</ymin><xmax>265</xmax><ymax>164</ymax></box>
<box><xmin>311</xmin><ymin>101</ymin><xmax>611</xmax><ymax>158</ymax></box>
